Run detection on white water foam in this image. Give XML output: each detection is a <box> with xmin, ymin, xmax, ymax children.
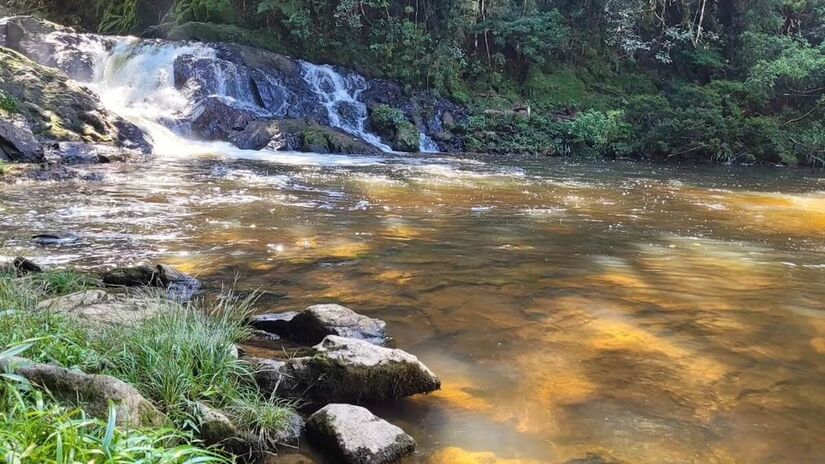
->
<box><xmin>300</xmin><ymin>62</ymin><xmax>394</xmax><ymax>152</ymax></box>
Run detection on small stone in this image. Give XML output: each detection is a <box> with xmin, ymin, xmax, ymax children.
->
<box><xmin>12</xmin><ymin>256</ymin><xmax>42</xmax><ymax>274</ymax></box>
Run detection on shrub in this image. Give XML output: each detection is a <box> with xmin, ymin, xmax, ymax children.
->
<box><xmin>0</xmin><ymin>90</ymin><xmax>19</xmax><ymax>114</ymax></box>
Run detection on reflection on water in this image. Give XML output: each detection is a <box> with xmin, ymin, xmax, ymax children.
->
<box><xmin>1</xmin><ymin>154</ymin><xmax>824</xmax><ymax>463</ymax></box>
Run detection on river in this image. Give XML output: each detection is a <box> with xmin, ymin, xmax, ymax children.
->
<box><xmin>1</xmin><ymin>152</ymin><xmax>824</xmax><ymax>463</ymax></box>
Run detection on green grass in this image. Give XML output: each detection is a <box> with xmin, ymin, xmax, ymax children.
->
<box><xmin>0</xmin><ymin>273</ymin><xmax>102</xmax><ymax>369</ymax></box>
<box><xmin>31</xmin><ymin>269</ymin><xmax>98</xmax><ymax>296</ymax></box>
<box><xmin>96</xmin><ymin>291</ymin><xmax>297</xmax><ymax>446</ymax></box>
<box><xmin>0</xmin><ymin>344</ymin><xmax>231</xmax><ymax>464</ymax></box>
<box><xmin>0</xmin><ymin>272</ymin><xmax>297</xmax><ymax>450</ymax></box>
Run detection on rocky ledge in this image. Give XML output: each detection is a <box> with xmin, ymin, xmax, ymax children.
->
<box><xmin>0</xmin><ymin>19</ymin><xmax>150</xmax><ymax>167</ymax></box>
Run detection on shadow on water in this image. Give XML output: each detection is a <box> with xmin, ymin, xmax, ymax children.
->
<box><xmin>2</xmin><ymin>155</ymin><xmax>825</xmax><ymax>463</ymax></box>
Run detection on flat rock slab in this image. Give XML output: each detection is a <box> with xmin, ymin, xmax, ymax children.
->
<box><xmin>37</xmin><ymin>290</ymin><xmax>161</xmax><ymax>326</ymax></box>
<box><xmin>307</xmin><ymin>403</ymin><xmax>415</xmax><ymax>464</ymax></box>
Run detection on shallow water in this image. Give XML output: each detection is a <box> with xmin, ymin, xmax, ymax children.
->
<box><xmin>2</xmin><ymin>153</ymin><xmax>824</xmax><ymax>463</ymax></box>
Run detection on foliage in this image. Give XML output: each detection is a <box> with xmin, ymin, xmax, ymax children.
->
<box><xmin>0</xmin><ymin>90</ymin><xmax>19</xmax><ymax>114</ymax></box>
<box><xmin>96</xmin><ymin>291</ymin><xmax>295</xmax><ymax>444</ymax></box>
<box><xmin>370</xmin><ymin>105</ymin><xmax>407</xmax><ymax>133</ymax></box>
<box><xmin>0</xmin><ymin>274</ymin><xmax>102</xmax><ymax>369</ymax></box>
<box><xmin>0</xmin><ymin>344</ymin><xmax>231</xmax><ymax>464</ymax></box>
<box><xmin>0</xmin><ymin>161</ymin><xmax>8</xmax><ymax>177</ymax></box>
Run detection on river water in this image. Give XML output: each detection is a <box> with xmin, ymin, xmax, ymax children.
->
<box><xmin>1</xmin><ymin>152</ymin><xmax>824</xmax><ymax>463</ymax></box>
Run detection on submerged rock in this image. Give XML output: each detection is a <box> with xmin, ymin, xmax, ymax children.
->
<box><xmin>250</xmin><ymin>303</ymin><xmax>388</xmax><ymax>345</ymax></box>
<box><xmin>101</xmin><ymin>264</ymin><xmax>199</xmax><ymax>300</ymax></box>
<box><xmin>256</xmin><ymin>335</ymin><xmax>440</xmax><ymax>403</ymax></box>
<box><xmin>31</xmin><ymin>233</ymin><xmax>81</xmax><ymax>246</ymax></box>
<box><xmin>306</xmin><ymin>403</ymin><xmax>415</xmax><ymax>464</ymax></box>
<box><xmin>0</xmin><ymin>357</ymin><xmax>166</xmax><ymax>427</ymax></box>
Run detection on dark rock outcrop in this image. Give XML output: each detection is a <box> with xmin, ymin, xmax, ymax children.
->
<box><xmin>12</xmin><ymin>257</ymin><xmax>42</xmax><ymax>274</ymax></box>
<box><xmin>101</xmin><ymin>263</ymin><xmax>200</xmax><ymax>300</ymax></box>
<box><xmin>306</xmin><ymin>403</ymin><xmax>416</xmax><ymax>464</ymax></box>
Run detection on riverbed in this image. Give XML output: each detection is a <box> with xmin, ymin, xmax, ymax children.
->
<box><xmin>2</xmin><ymin>154</ymin><xmax>824</xmax><ymax>463</ymax></box>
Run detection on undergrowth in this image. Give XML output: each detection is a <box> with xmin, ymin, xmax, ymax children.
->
<box><xmin>0</xmin><ymin>343</ymin><xmax>232</xmax><ymax>463</ymax></box>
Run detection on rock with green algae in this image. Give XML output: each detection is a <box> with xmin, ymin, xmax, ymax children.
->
<box><xmin>0</xmin><ymin>46</ymin><xmax>150</xmax><ymax>156</ymax></box>
<box><xmin>368</xmin><ymin>104</ymin><xmax>420</xmax><ymax>152</ymax></box>
<box><xmin>253</xmin><ymin>335</ymin><xmax>440</xmax><ymax>404</ymax></box>
<box><xmin>0</xmin><ymin>357</ymin><xmax>166</xmax><ymax>428</ymax></box>
<box><xmin>229</xmin><ymin>119</ymin><xmax>381</xmax><ymax>155</ymax></box>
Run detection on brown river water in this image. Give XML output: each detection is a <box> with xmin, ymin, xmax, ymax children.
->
<box><xmin>1</xmin><ymin>153</ymin><xmax>824</xmax><ymax>464</ymax></box>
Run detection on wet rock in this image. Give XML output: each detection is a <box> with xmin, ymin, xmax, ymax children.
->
<box><xmin>229</xmin><ymin>119</ymin><xmax>380</xmax><ymax>154</ymax></box>
<box><xmin>0</xmin><ymin>42</ymin><xmax>150</xmax><ymax>153</ymax></box>
<box><xmin>27</xmin><ymin>165</ymin><xmax>105</xmax><ymax>182</ymax></box>
<box><xmin>0</xmin><ymin>356</ymin><xmax>166</xmax><ymax>427</ymax></box>
<box><xmin>306</xmin><ymin>403</ymin><xmax>415</xmax><ymax>464</ymax></box>
<box><xmin>37</xmin><ymin>290</ymin><xmax>165</xmax><ymax>326</ymax></box>
<box><xmin>173</xmin><ymin>54</ymin><xmax>256</xmax><ymax>103</ymax></box>
<box><xmin>289</xmin><ymin>304</ymin><xmax>387</xmax><ymax>345</ymax></box>
<box><xmin>0</xmin><ymin>120</ymin><xmax>44</xmax><ymax>162</ymax></box>
<box><xmin>47</xmin><ymin>141</ymin><xmax>144</xmax><ymax>165</ymax></box>
<box><xmin>393</xmin><ymin>122</ymin><xmax>419</xmax><ymax>152</ymax></box>
<box><xmin>258</xmin><ymin>335</ymin><xmax>440</xmax><ymax>403</ymax></box>
<box><xmin>12</xmin><ymin>256</ymin><xmax>42</xmax><ymax>275</ymax></box>
<box><xmin>188</xmin><ymin>95</ymin><xmax>271</xmax><ymax>141</ymax></box>
<box><xmin>249</xmin><ymin>311</ymin><xmax>298</xmax><ymax>335</ymax></box>
<box><xmin>31</xmin><ymin>233</ymin><xmax>80</xmax><ymax>246</ymax></box>
<box><xmin>101</xmin><ymin>264</ymin><xmax>200</xmax><ymax>300</ymax></box>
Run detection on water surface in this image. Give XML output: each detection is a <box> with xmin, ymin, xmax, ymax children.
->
<box><xmin>2</xmin><ymin>154</ymin><xmax>824</xmax><ymax>463</ymax></box>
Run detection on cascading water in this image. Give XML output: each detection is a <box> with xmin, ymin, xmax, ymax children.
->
<box><xmin>23</xmin><ymin>22</ymin><xmax>438</xmax><ymax>157</ymax></box>
<box><xmin>419</xmin><ymin>133</ymin><xmax>440</xmax><ymax>153</ymax></box>
<box><xmin>300</xmin><ymin>62</ymin><xmax>394</xmax><ymax>152</ymax></box>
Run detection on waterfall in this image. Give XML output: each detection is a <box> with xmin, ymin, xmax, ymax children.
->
<box><xmin>419</xmin><ymin>133</ymin><xmax>440</xmax><ymax>153</ymax></box>
<box><xmin>15</xmin><ymin>21</ymin><xmax>440</xmax><ymax>156</ymax></box>
<box><xmin>300</xmin><ymin>62</ymin><xmax>393</xmax><ymax>152</ymax></box>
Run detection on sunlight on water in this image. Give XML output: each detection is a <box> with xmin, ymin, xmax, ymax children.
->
<box><xmin>1</xmin><ymin>158</ymin><xmax>824</xmax><ymax>464</ymax></box>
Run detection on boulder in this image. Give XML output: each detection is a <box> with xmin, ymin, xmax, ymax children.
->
<box><xmin>392</xmin><ymin>122</ymin><xmax>420</xmax><ymax>152</ymax></box>
<box><xmin>0</xmin><ymin>357</ymin><xmax>166</xmax><ymax>427</ymax></box>
<box><xmin>229</xmin><ymin>119</ymin><xmax>381</xmax><ymax>154</ymax></box>
<box><xmin>196</xmin><ymin>402</ymin><xmax>239</xmax><ymax>446</ymax></box>
<box><xmin>0</xmin><ymin>120</ymin><xmax>44</xmax><ymax>162</ymax></box>
<box><xmin>306</xmin><ymin>404</ymin><xmax>415</xmax><ymax>464</ymax></box>
<box><xmin>101</xmin><ymin>264</ymin><xmax>200</xmax><ymax>300</ymax></box>
<box><xmin>0</xmin><ymin>45</ymin><xmax>150</xmax><ymax>154</ymax></box>
<box><xmin>256</xmin><ymin>335</ymin><xmax>440</xmax><ymax>403</ymax></box>
<box><xmin>37</xmin><ymin>290</ymin><xmax>164</xmax><ymax>326</ymax></box>
<box><xmin>188</xmin><ymin>95</ymin><xmax>271</xmax><ymax>141</ymax></box>
<box><xmin>289</xmin><ymin>304</ymin><xmax>387</xmax><ymax>345</ymax></box>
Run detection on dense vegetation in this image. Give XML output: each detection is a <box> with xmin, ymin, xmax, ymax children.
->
<box><xmin>0</xmin><ymin>269</ymin><xmax>296</xmax><ymax>458</ymax></box>
<box><xmin>5</xmin><ymin>0</ymin><xmax>824</xmax><ymax>164</ymax></box>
